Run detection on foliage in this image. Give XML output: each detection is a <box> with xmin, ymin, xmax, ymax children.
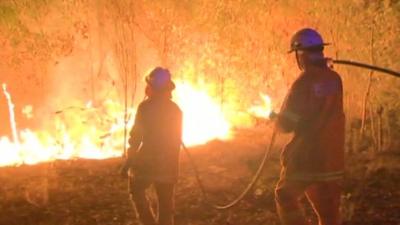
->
<box><xmin>1</xmin><ymin>0</ymin><xmax>400</xmax><ymax>151</ymax></box>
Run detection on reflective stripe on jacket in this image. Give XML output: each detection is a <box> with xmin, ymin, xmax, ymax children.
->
<box><xmin>277</xmin><ymin>65</ymin><xmax>345</xmax><ymax>180</ymax></box>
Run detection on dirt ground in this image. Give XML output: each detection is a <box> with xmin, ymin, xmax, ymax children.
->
<box><xmin>0</xmin><ymin>127</ymin><xmax>399</xmax><ymax>225</ymax></box>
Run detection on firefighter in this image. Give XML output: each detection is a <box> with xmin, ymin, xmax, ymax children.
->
<box><xmin>274</xmin><ymin>28</ymin><xmax>345</xmax><ymax>225</ymax></box>
<box><xmin>120</xmin><ymin>67</ymin><xmax>182</xmax><ymax>225</ymax></box>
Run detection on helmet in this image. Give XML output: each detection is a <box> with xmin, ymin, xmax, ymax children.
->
<box><xmin>288</xmin><ymin>28</ymin><xmax>329</xmax><ymax>53</ymax></box>
<box><xmin>145</xmin><ymin>67</ymin><xmax>175</xmax><ymax>91</ymax></box>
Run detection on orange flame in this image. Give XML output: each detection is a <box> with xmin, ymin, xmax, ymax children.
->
<box><xmin>174</xmin><ymin>81</ymin><xmax>230</xmax><ymax>146</ymax></box>
<box><xmin>0</xmin><ymin>81</ymin><xmax>232</xmax><ymax>167</ymax></box>
<box><xmin>249</xmin><ymin>93</ymin><xmax>272</xmax><ymax>119</ymax></box>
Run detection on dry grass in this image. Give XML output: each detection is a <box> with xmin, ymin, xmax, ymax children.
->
<box><xmin>0</xmin><ymin>127</ymin><xmax>399</xmax><ymax>225</ymax></box>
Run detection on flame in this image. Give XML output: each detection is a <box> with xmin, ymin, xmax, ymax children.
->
<box><xmin>2</xmin><ymin>84</ymin><xmax>20</xmax><ymax>145</ymax></box>
<box><xmin>0</xmin><ymin>81</ymin><xmax>232</xmax><ymax>167</ymax></box>
<box><xmin>174</xmin><ymin>81</ymin><xmax>230</xmax><ymax>146</ymax></box>
<box><xmin>249</xmin><ymin>93</ymin><xmax>272</xmax><ymax>119</ymax></box>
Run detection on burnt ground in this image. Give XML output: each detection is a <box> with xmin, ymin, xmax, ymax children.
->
<box><xmin>0</xmin><ymin>127</ymin><xmax>399</xmax><ymax>225</ymax></box>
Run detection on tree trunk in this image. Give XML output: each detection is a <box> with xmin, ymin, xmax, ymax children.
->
<box><xmin>360</xmin><ymin>24</ymin><xmax>375</xmax><ymax>136</ymax></box>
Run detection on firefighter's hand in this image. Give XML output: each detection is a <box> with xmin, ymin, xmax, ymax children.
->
<box><xmin>269</xmin><ymin>111</ymin><xmax>278</xmax><ymax>120</ymax></box>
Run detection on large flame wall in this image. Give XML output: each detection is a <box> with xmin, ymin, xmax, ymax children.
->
<box><xmin>1</xmin><ymin>0</ymin><xmax>399</xmax><ymax>165</ymax></box>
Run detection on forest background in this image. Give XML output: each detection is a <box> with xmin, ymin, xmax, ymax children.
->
<box><xmin>0</xmin><ymin>0</ymin><xmax>399</xmax><ymax>160</ymax></box>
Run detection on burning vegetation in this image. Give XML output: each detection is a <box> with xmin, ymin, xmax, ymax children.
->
<box><xmin>1</xmin><ymin>79</ymin><xmax>237</xmax><ymax>166</ymax></box>
<box><xmin>0</xmin><ymin>0</ymin><xmax>400</xmax><ymax>225</ymax></box>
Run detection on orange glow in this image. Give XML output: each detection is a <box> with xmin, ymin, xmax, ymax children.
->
<box><xmin>174</xmin><ymin>81</ymin><xmax>230</xmax><ymax>146</ymax></box>
<box><xmin>249</xmin><ymin>93</ymin><xmax>272</xmax><ymax>119</ymax></box>
<box><xmin>0</xmin><ymin>80</ymin><xmax>233</xmax><ymax>167</ymax></box>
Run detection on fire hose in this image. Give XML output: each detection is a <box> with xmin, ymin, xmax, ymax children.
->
<box><xmin>181</xmin><ymin>125</ymin><xmax>278</xmax><ymax>210</ymax></box>
<box><xmin>328</xmin><ymin>59</ymin><xmax>400</xmax><ymax>78</ymax></box>
<box><xmin>180</xmin><ymin>59</ymin><xmax>399</xmax><ymax>210</ymax></box>
<box><xmin>120</xmin><ymin>59</ymin><xmax>398</xmax><ymax>210</ymax></box>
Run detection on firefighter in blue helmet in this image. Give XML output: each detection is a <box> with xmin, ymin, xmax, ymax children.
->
<box><xmin>275</xmin><ymin>28</ymin><xmax>345</xmax><ymax>225</ymax></box>
<box><xmin>121</xmin><ymin>67</ymin><xmax>182</xmax><ymax>225</ymax></box>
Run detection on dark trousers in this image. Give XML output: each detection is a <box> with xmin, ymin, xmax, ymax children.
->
<box><xmin>275</xmin><ymin>178</ymin><xmax>342</xmax><ymax>225</ymax></box>
<box><xmin>130</xmin><ymin>178</ymin><xmax>175</xmax><ymax>225</ymax></box>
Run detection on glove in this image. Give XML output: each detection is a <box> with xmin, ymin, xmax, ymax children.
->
<box><xmin>269</xmin><ymin>111</ymin><xmax>278</xmax><ymax>120</ymax></box>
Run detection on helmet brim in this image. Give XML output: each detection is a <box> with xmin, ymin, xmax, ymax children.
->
<box><xmin>145</xmin><ymin>76</ymin><xmax>176</xmax><ymax>91</ymax></box>
<box><xmin>287</xmin><ymin>43</ymin><xmax>330</xmax><ymax>54</ymax></box>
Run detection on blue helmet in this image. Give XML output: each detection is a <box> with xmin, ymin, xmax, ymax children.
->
<box><xmin>288</xmin><ymin>28</ymin><xmax>329</xmax><ymax>53</ymax></box>
<box><xmin>145</xmin><ymin>67</ymin><xmax>175</xmax><ymax>91</ymax></box>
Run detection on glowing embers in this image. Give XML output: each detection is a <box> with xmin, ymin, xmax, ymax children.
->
<box><xmin>174</xmin><ymin>81</ymin><xmax>231</xmax><ymax>146</ymax></box>
<box><xmin>249</xmin><ymin>93</ymin><xmax>272</xmax><ymax>119</ymax></box>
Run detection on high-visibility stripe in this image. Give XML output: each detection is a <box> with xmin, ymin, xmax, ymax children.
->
<box><xmin>286</xmin><ymin>171</ymin><xmax>344</xmax><ymax>181</ymax></box>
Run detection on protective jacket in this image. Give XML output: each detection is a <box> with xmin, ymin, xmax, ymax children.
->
<box><xmin>277</xmin><ymin>65</ymin><xmax>345</xmax><ymax>181</ymax></box>
<box><xmin>127</xmin><ymin>96</ymin><xmax>182</xmax><ymax>183</ymax></box>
